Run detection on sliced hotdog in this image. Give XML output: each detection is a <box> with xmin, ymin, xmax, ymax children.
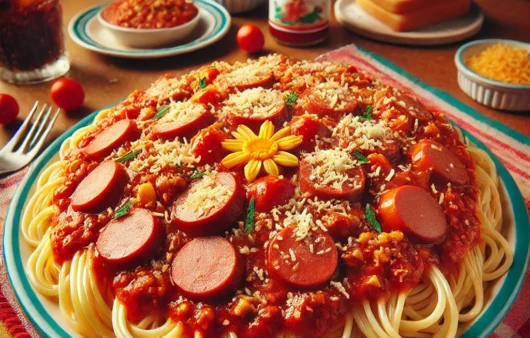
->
<box><xmin>288</xmin><ymin>115</ymin><xmax>331</xmax><ymax>152</ymax></box>
<box><xmin>217</xmin><ymin>63</ymin><xmax>274</xmax><ymax>92</ymax></box>
<box><xmin>299</xmin><ymin>149</ymin><xmax>366</xmax><ymax>202</ymax></box>
<box><xmin>82</xmin><ymin>119</ymin><xmax>139</xmax><ymax>160</ymax></box>
<box><xmin>267</xmin><ymin>225</ymin><xmax>338</xmax><ymax>289</ymax></box>
<box><xmin>71</xmin><ymin>161</ymin><xmax>129</xmax><ymax>214</ymax></box>
<box><xmin>153</xmin><ymin>101</ymin><xmax>215</xmax><ymax>140</ymax></box>
<box><xmin>248</xmin><ymin>176</ymin><xmax>295</xmax><ymax>212</ymax></box>
<box><xmin>410</xmin><ymin>139</ymin><xmax>468</xmax><ymax>185</ymax></box>
<box><xmin>190</xmin><ymin>86</ymin><xmax>223</xmax><ymax>106</ymax></box>
<box><xmin>374</xmin><ymin>87</ymin><xmax>432</xmax><ymax>121</ymax></box>
<box><xmin>171</xmin><ymin>172</ymin><xmax>245</xmax><ymax>236</ymax></box>
<box><xmin>222</xmin><ymin>88</ymin><xmax>287</xmax><ymax>133</ymax></box>
<box><xmin>298</xmin><ymin>81</ymin><xmax>357</xmax><ymax>119</ymax></box>
<box><xmin>379</xmin><ymin>185</ymin><xmax>447</xmax><ymax>243</ymax></box>
<box><xmin>170</xmin><ymin>236</ymin><xmax>244</xmax><ymax>301</ymax></box>
<box><xmin>96</xmin><ymin>208</ymin><xmax>164</xmax><ymax>267</ymax></box>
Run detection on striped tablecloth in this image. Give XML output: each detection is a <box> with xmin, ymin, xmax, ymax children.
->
<box><xmin>0</xmin><ymin>44</ymin><xmax>529</xmax><ymax>338</ymax></box>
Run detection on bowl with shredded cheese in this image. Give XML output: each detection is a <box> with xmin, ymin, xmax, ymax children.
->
<box><xmin>455</xmin><ymin>39</ymin><xmax>530</xmax><ymax>111</ymax></box>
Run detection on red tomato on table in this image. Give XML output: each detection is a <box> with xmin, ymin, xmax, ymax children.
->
<box><xmin>0</xmin><ymin>94</ymin><xmax>19</xmax><ymax>125</ymax></box>
<box><xmin>237</xmin><ymin>24</ymin><xmax>265</xmax><ymax>53</ymax></box>
<box><xmin>51</xmin><ymin>78</ymin><xmax>85</xmax><ymax>111</ymax></box>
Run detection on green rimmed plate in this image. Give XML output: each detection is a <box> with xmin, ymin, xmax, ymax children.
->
<box><xmin>68</xmin><ymin>0</ymin><xmax>231</xmax><ymax>59</ymax></box>
<box><xmin>2</xmin><ymin>106</ymin><xmax>529</xmax><ymax>337</ymax></box>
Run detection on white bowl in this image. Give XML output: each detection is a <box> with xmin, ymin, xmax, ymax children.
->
<box><xmin>211</xmin><ymin>0</ymin><xmax>265</xmax><ymax>13</ymax></box>
<box><xmin>97</xmin><ymin>7</ymin><xmax>202</xmax><ymax>49</ymax></box>
<box><xmin>454</xmin><ymin>39</ymin><xmax>530</xmax><ymax>112</ymax></box>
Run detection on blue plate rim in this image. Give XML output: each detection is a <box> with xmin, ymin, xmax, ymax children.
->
<box><xmin>67</xmin><ymin>0</ymin><xmax>231</xmax><ymax>58</ymax></box>
<box><xmin>2</xmin><ymin>110</ymin><xmax>529</xmax><ymax>337</ymax></box>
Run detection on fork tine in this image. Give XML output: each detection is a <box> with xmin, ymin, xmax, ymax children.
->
<box><xmin>26</xmin><ymin>108</ymin><xmax>60</xmax><ymax>159</ymax></box>
<box><xmin>18</xmin><ymin>104</ymin><xmax>50</xmax><ymax>153</ymax></box>
<box><xmin>2</xmin><ymin>101</ymin><xmax>39</xmax><ymax>152</ymax></box>
<box><xmin>28</xmin><ymin>106</ymin><xmax>53</xmax><ymax>150</ymax></box>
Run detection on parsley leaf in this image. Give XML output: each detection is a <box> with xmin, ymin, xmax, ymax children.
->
<box><xmin>245</xmin><ymin>197</ymin><xmax>255</xmax><ymax>233</ymax></box>
<box><xmin>360</xmin><ymin>106</ymin><xmax>373</xmax><ymax>120</ymax></box>
<box><xmin>354</xmin><ymin>151</ymin><xmax>369</xmax><ymax>164</ymax></box>
<box><xmin>190</xmin><ymin>170</ymin><xmax>205</xmax><ymax>179</ymax></box>
<box><xmin>114</xmin><ymin>201</ymin><xmax>133</xmax><ymax>219</ymax></box>
<box><xmin>116</xmin><ymin>150</ymin><xmax>141</xmax><ymax>163</ymax></box>
<box><xmin>286</xmin><ymin>92</ymin><xmax>299</xmax><ymax>105</ymax></box>
<box><xmin>199</xmin><ymin>77</ymin><xmax>207</xmax><ymax>89</ymax></box>
<box><xmin>365</xmin><ymin>204</ymin><xmax>382</xmax><ymax>233</ymax></box>
<box><xmin>153</xmin><ymin>105</ymin><xmax>170</xmax><ymax>119</ymax></box>
<box><xmin>209</xmin><ymin>65</ymin><xmax>216</xmax><ymax>69</ymax></box>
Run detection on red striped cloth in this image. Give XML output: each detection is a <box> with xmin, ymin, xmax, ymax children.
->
<box><xmin>0</xmin><ymin>45</ymin><xmax>528</xmax><ymax>337</ymax></box>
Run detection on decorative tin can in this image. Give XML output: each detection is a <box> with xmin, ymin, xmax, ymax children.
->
<box><xmin>269</xmin><ymin>0</ymin><xmax>331</xmax><ymax>46</ymax></box>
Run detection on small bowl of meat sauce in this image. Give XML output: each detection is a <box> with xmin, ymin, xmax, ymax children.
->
<box><xmin>98</xmin><ymin>0</ymin><xmax>201</xmax><ymax>49</ymax></box>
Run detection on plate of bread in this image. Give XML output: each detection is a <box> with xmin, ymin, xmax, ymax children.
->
<box><xmin>335</xmin><ymin>0</ymin><xmax>484</xmax><ymax>46</ymax></box>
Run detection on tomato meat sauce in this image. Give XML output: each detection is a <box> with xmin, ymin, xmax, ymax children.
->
<box><xmin>48</xmin><ymin>55</ymin><xmax>481</xmax><ymax>337</ymax></box>
<box><xmin>101</xmin><ymin>0</ymin><xmax>199</xmax><ymax>29</ymax></box>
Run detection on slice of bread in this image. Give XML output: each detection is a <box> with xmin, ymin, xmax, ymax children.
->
<box><xmin>357</xmin><ymin>0</ymin><xmax>471</xmax><ymax>32</ymax></box>
<box><xmin>368</xmin><ymin>0</ymin><xmax>460</xmax><ymax>14</ymax></box>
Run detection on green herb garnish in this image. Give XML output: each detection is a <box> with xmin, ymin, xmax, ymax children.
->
<box><xmin>199</xmin><ymin>77</ymin><xmax>207</xmax><ymax>89</ymax></box>
<box><xmin>153</xmin><ymin>105</ymin><xmax>170</xmax><ymax>119</ymax></box>
<box><xmin>354</xmin><ymin>151</ymin><xmax>369</xmax><ymax>164</ymax></box>
<box><xmin>286</xmin><ymin>92</ymin><xmax>299</xmax><ymax>105</ymax></box>
<box><xmin>245</xmin><ymin>197</ymin><xmax>255</xmax><ymax>233</ymax></box>
<box><xmin>190</xmin><ymin>170</ymin><xmax>205</xmax><ymax>179</ymax></box>
<box><xmin>360</xmin><ymin>106</ymin><xmax>373</xmax><ymax>120</ymax></box>
<box><xmin>116</xmin><ymin>150</ymin><xmax>141</xmax><ymax>163</ymax></box>
<box><xmin>365</xmin><ymin>204</ymin><xmax>382</xmax><ymax>233</ymax></box>
<box><xmin>210</xmin><ymin>65</ymin><xmax>216</xmax><ymax>69</ymax></box>
<box><xmin>114</xmin><ymin>201</ymin><xmax>133</xmax><ymax>219</ymax></box>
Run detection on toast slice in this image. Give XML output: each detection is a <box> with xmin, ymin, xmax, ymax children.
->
<box><xmin>357</xmin><ymin>0</ymin><xmax>472</xmax><ymax>32</ymax></box>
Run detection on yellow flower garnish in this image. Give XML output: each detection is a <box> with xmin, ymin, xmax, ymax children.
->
<box><xmin>221</xmin><ymin>121</ymin><xmax>303</xmax><ymax>182</ymax></box>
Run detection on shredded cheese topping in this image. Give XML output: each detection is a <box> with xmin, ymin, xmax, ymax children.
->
<box><xmin>176</xmin><ymin>174</ymin><xmax>230</xmax><ymax>218</ymax></box>
<box><xmin>223</xmin><ymin>88</ymin><xmax>283</xmax><ymax>118</ymax></box>
<box><xmin>158</xmin><ymin>100</ymin><xmax>206</xmax><ymax>124</ymax></box>
<box><xmin>466</xmin><ymin>43</ymin><xmax>530</xmax><ymax>85</ymax></box>
<box><xmin>128</xmin><ymin>139</ymin><xmax>196</xmax><ymax>174</ymax></box>
<box><xmin>220</xmin><ymin>63</ymin><xmax>272</xmax><ymax>86</ymax></box>
<box><xmin>333</xmin><ymin>114</ymin><xmax>395</xmax><ymax>151</ymax></box>
<box><xmin>304</xmin><ymin>149</ymin><xmax>360</xmax><ymax>189</ymax></box>
<box><xmin>310</xmin><ymin>81</ymin><xmax>353</xmax><ymax>110</ymax></box>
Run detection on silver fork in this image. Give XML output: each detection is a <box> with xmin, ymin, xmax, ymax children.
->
<box><xmin>0</xmin><ymin>102</ymin><xmax>60</xmax><ymax>175</ymax></box>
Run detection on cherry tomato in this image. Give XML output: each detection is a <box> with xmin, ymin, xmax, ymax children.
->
<box><xmin>51</xmin><ymin>78</ymin><xmax>85</xmax><ymax>111</ymax></box>
<box><xmin>0</xmin><ymin>94</ymin><xmax>19</xmax><ymax>125</ymax></box>
<box><xmin>236</xmin><ymin>24</ymin><xmax>264</xmax><ymax>53</ymax></box>
<box><xmin>248</xmin><ymin>176</ymin><xmax>294</xmax><ymax>212</ymax></box>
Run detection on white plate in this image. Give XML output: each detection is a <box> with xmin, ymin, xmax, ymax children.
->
<box><xmin>68</xmin><ymin>0</ymin><xmax>231</xmax><ymax>59</ymax></box>
<box><xmin>335</xmin><ymin>0</ymin><xmax>484</xmax><ymax>46</ymax></box>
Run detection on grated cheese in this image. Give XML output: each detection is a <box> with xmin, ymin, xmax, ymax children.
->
<box><xmin>466</xmin><ymin>43</ymin><xmax>530</xmax><ymax>85</ymax></box>
<box><xmin>157</xmin><ymin>100</ymin><xmax>206</xmax><ymax>124</ymax></box>
<box><xmin>128</xmin><ymin>139</ymin><xmax>196</xmax><ymax>174</ymax></box>
<box><xmin>333</xmin><ymin>114</ymin><xmax>395</xmax><ymax>151</ymax></box>
<box><xmin>176</xmin><ymin>174</ymin><xmax>230</xmax><ymax>218</ymax></box>
<box><xmin>304</xmin><ymin>149</ymin><xmax>359</xmax><ymax>190</ymax></box>
<box><xmin>223</xmin><ymin>88</ymin><xmax>283</xmax><ymax>118</ymax></box>
<box><xmin>330</xmin><ymin>281</ymin><xmax>350</xmax><ymax>299</ymax></box>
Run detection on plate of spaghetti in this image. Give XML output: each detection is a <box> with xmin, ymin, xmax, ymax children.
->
<box><xmin>3</xmin><ymin>54</ymin><xmax>529</xmax><ymax>338</ymax></box>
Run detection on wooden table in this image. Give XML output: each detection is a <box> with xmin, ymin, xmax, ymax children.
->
<box><xmin>1</xmin><ymin>0</ymin><xmax>529</xmax><ymax>147</ymax></box>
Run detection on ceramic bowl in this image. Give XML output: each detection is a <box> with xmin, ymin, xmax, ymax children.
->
<box><xmin>455</xmin><ymin>39</ymin><xmax>530</xmax><ymax>111</ymax></box>
<box><xmin>97</xmin><ymin>7</ymin><xmax>202</xmax><ymax>49</ymax></box>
